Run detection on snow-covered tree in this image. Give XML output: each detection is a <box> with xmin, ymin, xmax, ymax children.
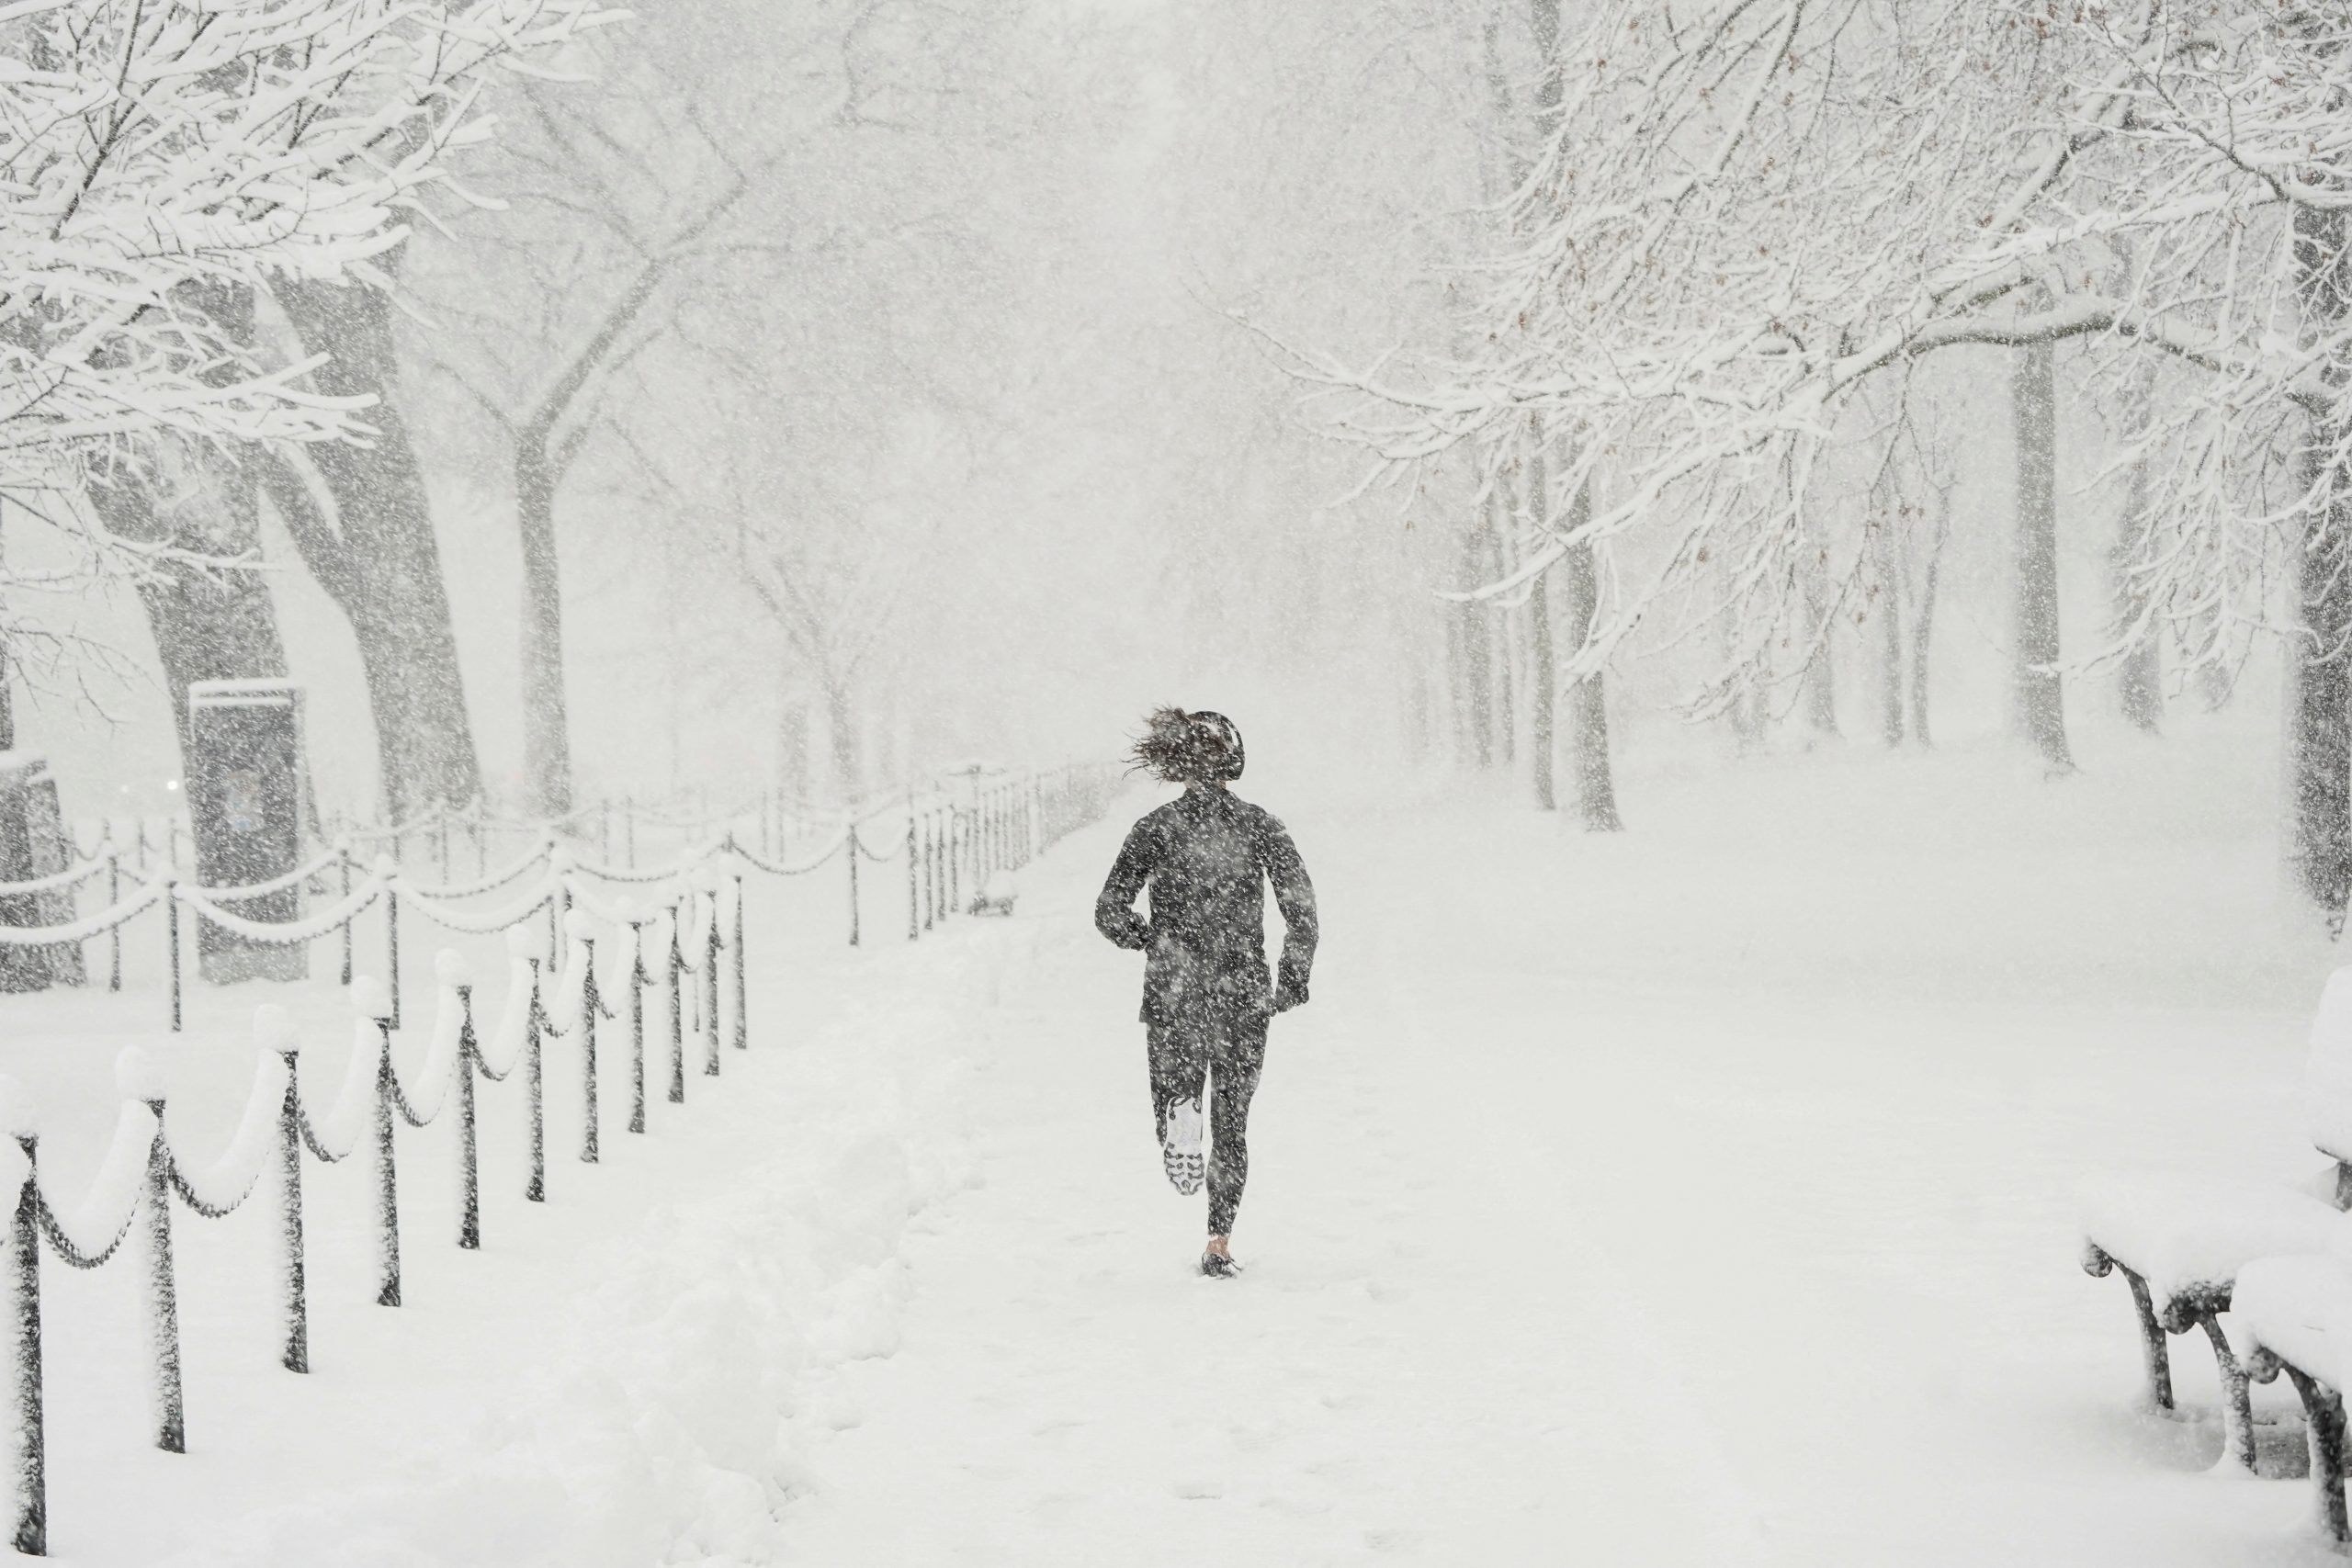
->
<box><xmin>1309</xmin><ymin>0</ymin><xmax>2352</xmax><ymax>908</ymax></box>
<box><xmin>0</xmin><ymin>0</ymin><xmax>613</xmax><ymax>485</ymax></box>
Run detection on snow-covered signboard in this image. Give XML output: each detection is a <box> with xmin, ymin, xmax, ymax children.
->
<box><xmin>0</xmin><ymin>755</ymin><xmax>81</xmax><ymax>993</ymax></box>
<box><xmin>187</xmin><ymin>682</ymin><xmax>307</xmax><ymax>984</ymax></box>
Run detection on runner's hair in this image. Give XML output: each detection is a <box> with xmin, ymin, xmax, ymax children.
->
<box><xmin>1126</xmin><ymin>706</ymin><xmax>1227</xmax><ymax>784</ymax></box>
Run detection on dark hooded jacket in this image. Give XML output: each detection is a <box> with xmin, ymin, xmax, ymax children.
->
<box><xmin>1095</xmin><ymin>784</ymin><xmax>1317</xmax><ymax>1025</ymax></box>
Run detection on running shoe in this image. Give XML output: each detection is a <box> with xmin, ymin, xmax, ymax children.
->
<box><xmin>1199</xmin><ymin>1251</ymin><xmax>1241</xmax><ymax>1279</ymax></box>
<box><xmin>1162</xmin><ymin>1097</ymin><xmax>1204</xmax><ymax>1194</ymax></box>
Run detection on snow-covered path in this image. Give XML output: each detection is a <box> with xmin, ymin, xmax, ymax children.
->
<box><xmin>778</xmin><ymin>823</ymin><xmax>1744</xmax><ymax>1567</ymax></box>
<box><xmin>21</xmin><ymin>739</ymin><xmax>2352</xmax><ymax>1565</ymax></box>
<box><xmin>774</xmin><ymin>757</ymin><xmax>2345</xmax><ymax>1568</ymax></box>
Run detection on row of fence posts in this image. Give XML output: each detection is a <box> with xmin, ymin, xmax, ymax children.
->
<box><xmin>103</xmin><ymin>768</ymin><xmax>1122</xmax><ymax>1041</ymax></box>
<box><xmin>4</xmin><ymin>875</ymin><xmax>749</xmax><ymax>1558</ymax></box>
<box><xmin>875</xmin><ymin>773</ymin><xmax>1064</xmax><ymax>947</ymax></box>
<box><xmin>0</xmin><ymin>764</ymin><xmax>1125</xmax><ymax>1556</ymax></box>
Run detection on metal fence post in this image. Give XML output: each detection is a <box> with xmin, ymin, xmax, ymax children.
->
<box><xmin>456</xmin><ymin>985</ymin><xmax>481</xmax><ymax>1250</ymax></box>
<box><xmin>703</xmin><ymin>899</ymin><xmax>721</xmax><ymax>1078</ymax></box>
<box><xmin>11</xmin><ymin>1134</ymin><xmax>44</xmax><ymax>1558</ymax></box>
<box><xmin>525</xmin><ymin>957</ymin><xmax>546</xmax><ymax>1203</ymax></box>
<box><xmin>667</xmin><ymin>912</ymin><xmax>686</xmax><ymax>1105</ymax></box>
<box><xmin>273</xmin><ymin>1033</ymin><xmax>309</xmax><ymax>1372</ymax></box>
<box><xmin>628</xmin><ymin>921</ymin><xmax>649</xmax><ymax>1133</ymax></box>
<box><xmin>382</xmin><ymin>866</ymin><xmax>401</xmax><ymax>1032</ymax></box>
<box><xmin>731</xmin><ymin>875</ymin><xmax>748</xmax><ymax>1054</ymax></box>
<box><xmin>106</xmin><ymin>851</ymin><xmax>121</xmax><ymax>993</ymax></box>
<box><xmin>165</xmin><ymin>878</ymin><xmax>181</xmax><ymax>1033</ymax></box>
<box><xmin>579</xmin><ymin>933</ymin><xmax>600</xmax><ymax>1165</ymax></box>
<box><xmin>134</xmin><ymin>1097</ymin><xmax>184</xmax><ymax>1454</ymax></box>
<box><xmin>369</xmin><ymin>1015</ymin><xmax>400</xmax><ymax>1307</ymax></box>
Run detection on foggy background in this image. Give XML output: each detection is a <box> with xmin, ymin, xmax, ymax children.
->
<box><xmin>7</xmin><ymin>0</ymin><xmax>2248</xmax><ymax>841</ymax></box>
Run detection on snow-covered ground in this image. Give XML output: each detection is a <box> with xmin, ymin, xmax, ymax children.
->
<box><xmin>6</xmin><ymin>716</ymin><xmax>2350</xmax><ymax>1565</ymax></box>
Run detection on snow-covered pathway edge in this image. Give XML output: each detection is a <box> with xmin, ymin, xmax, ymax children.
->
<box><xmin>108</xmin><ymin>894</ymin><xmax>1042</xmax><ymax>1568</ymax></box>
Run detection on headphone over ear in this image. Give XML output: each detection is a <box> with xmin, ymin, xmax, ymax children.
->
<box><xmin>1188</xmin><ymin>710</ymin><xmax>1246</xmax><ymax>781</ymax></box>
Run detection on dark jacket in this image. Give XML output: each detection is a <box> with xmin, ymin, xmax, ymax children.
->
<box><xmin>1095</xmin><ymin>784</ymin><xmax>1317</xmax><ymax>1025</ymax></box>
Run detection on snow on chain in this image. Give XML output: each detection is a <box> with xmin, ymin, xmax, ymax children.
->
<box><xmin>38</xmin><ymin>1101</ymin><xmax>159</xmax><ymax>1269</ymax></box>
<box><xmin>164</xmin><ymin>1052</ymin><xmax>290</xmax><ymax>1218</ymax></box>
<box><xmin>594</xmin><ymin>919</ymin><xmax>639</xmax><ymax>999</ymax></box>
<box><xmin>176</xmin><ymin>875</ymin><xmax>386</xmax><ymax>944</ymax></box>
<box><xmin>564</xmin><ymin>834</ymin><xmax>731</xmax><ymax>885</ymax></box>
<box><xmin>475</xmin><ymin>931</ymin><xmax>541</xmax><ymax>1081</ymax></box>
<box><xmin>300</xmin><ymin>1013</ymin><xmax>383</xmax><ymax>1164</ymax></box>
<box><xmin>562</xmin><ymin>875</ymin><xmax>660</xmax><ymax>929</ymax></box>
<box><xmin>543</xmin><ymin>914</ymin><xmax>596</xmax><ymax>1032</ymax></box>
<box><xmin>679</xmin><ymin>890</ymin><xmax>716</xmax><ymax>975</ymax></box>
<box><xmin>732</xmin><ymin>832</ymin><xmax>849</xmax><ymax>877</ymax></box>
<box><xmin>0</xmin><ymin>855</ymin><xmax>115</xmax><ymax>897</ymax></box>
<box><xmin>0</xmin><ymin>875</ymin><xmax>165</xmax><ymax>945</ymax></box>
<box><xmin>388</xmin><ymin>956</ymin><xmax>473</xmax><ymax>1127</ymax></box>
<box><xmin>396</xmin><ymin>874</ymin><xmax>560</xmax><ymax>934</ymax></box>
<box><xmin>396</xmin><ymin>844</ymin><xmax>555</xmax><ymax>901</ymax></box>
<box><xmin>193</xmin><ymin>846</ymin><xmax>347</xmax><ymax>902</ymax></box>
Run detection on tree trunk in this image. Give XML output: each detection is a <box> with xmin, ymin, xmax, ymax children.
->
<box><xmin>1908</xmin><ymin>491</ymin><xmax>1951</xmax><ymax>749</ymax></box>
<box><xmin>2286</xmin><ymin>194</ymin><xmax>2352</xmax><ymax>914</ymax></box>
<box><xmin>776</xmin><ymin>690</ymin><xmax>811</xmax><ymax>804</ymax></box>
<box><xmin>1455</xmin><ymin>521</ymin><xmax>1494</xmax><ymax>770</ymax></box>
<box><xmin>89</xmin><ymin>288</ymin><xmax>296</xmax><ymax>783</ymax></box>
<box><xmin>2112</xmin><ymin>426</ymin><xmax>2165</xmax><ymax>735</ymax></box>
<box><xmin>1556</xmin><ymin>474</ymin><xmax>1623</xmax><ymax>830</ymax></box>
<box><xmin>2010</xmin><ymin>299</ymin><xmax>2075</xmax><ymax>772</ymax></box>
<box><xmin>1526</xmin><ymin>447</ymin><xmax>1557</xmax><ymax>813</ymax></box>
<box><xmin>1799</xmin><ymin>540</ymin><xmax>1839</xmax><ymax>741</ymax></box>
<box><xmin>515</xmin><ymin>439</ymin><xmax>573</xmax><ymax>817</ymax></box>
<box><xmin>1487</xmin><ymin>518</ymin><xmax>1517</xmax><ymax>769</ymax></box>
<box><xmin>1869</xmin><ymin>480</ymin><xmax>1906</xmax><ymax>748</ymax></box>
<box><xmin>89</xmin><ymin>455</ymin><xmax>290</xmax><ymax>784</ymax></box>
<box><xmin>823</xmin><ymin>672</ymin><xmax>859</xmax><ymax>802</ymax></box>
<box><xmin>269</xmin><ymin>278</ymin><xmax>484</xmax><ymax>820</ymax></box>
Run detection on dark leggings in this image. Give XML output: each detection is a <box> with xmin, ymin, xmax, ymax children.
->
<box><xmin>1148</xmin><ymin>1008</ymin><xmax>1268</xmax><ymax>1235</ymax></box>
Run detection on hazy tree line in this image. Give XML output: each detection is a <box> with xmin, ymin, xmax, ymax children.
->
<box><xmin>21</xmin><ymin>0</ymin><xmax>2340</xmax><ymax>922</ymax></box>
<box><xmin>1264</xmin><ymin>0</ymin><xmax>2352</xmax><ymax>917</ymax></box>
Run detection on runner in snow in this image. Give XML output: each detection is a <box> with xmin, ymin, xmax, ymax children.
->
<box><xmin>1094</xmin><ymin>707</ymin><xmax>1317</xmax><ymax>1278</ymax></box>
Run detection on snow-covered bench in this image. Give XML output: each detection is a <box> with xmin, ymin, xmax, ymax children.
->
<box><xmin>2077</xmin><ymin>966</ymin><xmax>2352</xmax><ymax>1470</ymax></box>
<box><xmin>2234</xmin><ymin>1249</ymin><xmax>2352</xmax><ymax>1544</ymax></box>
<box><xmin>970</xmin><ymin>869</ymin><xmax>1016</xmax><ymax>918</ymax></box>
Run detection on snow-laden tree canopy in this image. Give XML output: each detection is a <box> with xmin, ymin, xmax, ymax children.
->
<box><xmin>1311</xmin><ymin>0</ymin><xmax>2352</xmax><ymax>715</ymax></box>
<box><xmin>0</xmin><ymin>0</ymin><xmax>616</xmax><ymax>479</ymax></box>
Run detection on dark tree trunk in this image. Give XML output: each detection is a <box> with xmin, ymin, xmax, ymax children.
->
<box><xmin>2288</xmin><ymin>193</ymin><xmax>2352</xmax><ymax>913</ymax></box>
<box><xmin>776</xmin><ymin>692</ymin><xmax>811</xmax><ymax>804</ymax></box>
<box><xmin>1524</xmin><ymin>0</ymin><xmax>1563</xmax><ymax>807</ymax></box>
<box><xmin>1456</xmin><ymin>522</ymin><xmax>1495</xmax><ymax>769</ymax></box>
<box><xmin>1869</xmin><ymin>469</ymin><xmax>1906</xmax><ymax>748</ymax></box>
<box><xmin>1524</xmin><ymin>446</ymin><xmax>1557</xmax><ymax>811</ymax></box>
<box><xmin>2010</xmin><ymin>297</ymin><xmax>2075</xmax><ymax>772</ymax></box>
<box><xmin>1908</xmin><ymin>491</ymin><xmax>1951</xmax><ymax>749</ymax></box>
<box><xmin>515</xmin><ymin>441</ymin><xmax>572</xmax><ymax>817</ymax></box>
<box><xmin>270</xmin><ymin>278</ymin><xmax>483</xmax><ymax>820</ymax></box>
<box><xmin>90</xmin><ymin>288</ymin><xmax>295</xmax><ymax>790</ymax></box>
<box><xmin>90</xmin><ymin>459</ymin><xmax>289</xmax><ymax>787</ymax></box>
<box><xmin>1799</xmin><ymin>542</ymin><xmax>1839</xmax><ymax>742</ymax></box>
<box><xmin>823</xmin><ymin>673</ymin><xmax>859</xmax><ymax>802</ymax></box>
<box><xmin>1556</xmin><ymin>475</ymin><xmax>1622</xmax><ymax>831</ymax></box>
<box><xmin>2112</xmin><ymin>441</ymin><xmax>2165</xmax><ymax>735</ymax></box>
<box><xmin>1486</xmin><ymin>516</ymin><xmax>1517</xmax><ymax>768</ymax></box>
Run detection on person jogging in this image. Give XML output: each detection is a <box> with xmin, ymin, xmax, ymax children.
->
<box><xmin>1094</xmin><ymin>707</ymin><xmax>1317</xmax><ymax>1278</ymax></box>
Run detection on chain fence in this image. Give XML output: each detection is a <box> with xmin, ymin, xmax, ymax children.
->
<box><xmin>0</xmin><ymin>761</ymin><xmax>1119</xmax><ymax>1556</ymax></box>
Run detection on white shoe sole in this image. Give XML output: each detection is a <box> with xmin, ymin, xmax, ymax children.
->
<box><xmin>1164</xmin><ymin>1099</ymin><xmax>1204</xmax><ymax>1195</ymax></box>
